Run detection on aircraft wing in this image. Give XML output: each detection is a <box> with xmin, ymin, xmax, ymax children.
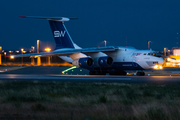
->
<box><xmin>13</xmin><ymin>46</ymin><xmax>119</xmax><ymax>58</ymax></box>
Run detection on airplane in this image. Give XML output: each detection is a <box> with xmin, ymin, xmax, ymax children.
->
<box><xmin>12</xmin><ymin>16</ymin><xmax>164</xmax><ymax>76</ymax></box>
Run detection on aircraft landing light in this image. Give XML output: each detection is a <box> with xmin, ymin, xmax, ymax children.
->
<box><xmin>154</xmin><ymin>65</ymin><xmax>163</xmax><ymax>69</ymax></box>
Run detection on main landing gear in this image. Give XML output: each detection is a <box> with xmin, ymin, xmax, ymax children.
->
<box><xmin>109</xmin><ymin>70</ymin><xmax>127</xmax><ymax>75</ymax></box>
<box><xmin>89</xmin><ymin>70</ymin><xmax>127</xmax><ymax>75</ymax></box>
<box><xmin>89</xmin><ymin>70</ymin><xmax>145</xmax><ymax>76</ymax></box>
<box><xmin>89</xmin><ymin>71</ymin><xmax>106</xmax><ymax>75</ymax></box>
<box><xmin>136</xmin><ymin>71</ymin><xmax>145</xmax><ymax>76</ymax></box>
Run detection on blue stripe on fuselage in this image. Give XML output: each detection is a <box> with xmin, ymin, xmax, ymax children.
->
<box><xmin>81</xmin><ymin>62</ymin><xmax>144</xmax><ymax>71</ymax></box>
<box><xmin>112</xmin><ymin>62</ymin><xmax>144</xmax><ymax>70</ymax></box>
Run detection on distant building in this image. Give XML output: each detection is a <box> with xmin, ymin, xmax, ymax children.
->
<box><xmin>173</xmin><ymin>49</ymin><xmax>180</xmax><ymax>56</ymax></box>
<box><xmin>166</xmin><ymin>48</ymin><xmax>180</xmax><ymax>67</ymax></box>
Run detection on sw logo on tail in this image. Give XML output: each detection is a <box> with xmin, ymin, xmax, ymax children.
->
<box><xmin>54</xmin><ymin>31</ymin><xmax>66</xmax><ymax>37</ymax></box>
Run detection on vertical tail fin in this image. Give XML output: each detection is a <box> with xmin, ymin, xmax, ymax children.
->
<box><xmin>20</xmin><ymin>16</ymin><xmax>78</xmax><ymax>49</ymax></box>
<box><xmin>49</xmin><ymin>21</ymin><xmax>75</xmax><ymax>49</ymax></box>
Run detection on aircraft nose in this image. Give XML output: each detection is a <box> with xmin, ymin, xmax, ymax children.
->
<box><xmin>158</xmin><ymin>58</ymin><xmax>164</xmax><ymax>64</ymax></box>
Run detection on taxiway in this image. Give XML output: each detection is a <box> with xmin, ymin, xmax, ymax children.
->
<box><xmin>0</xmin><ymin>66</ymin><xmax>179</xmax><ymax>84</ymax></box>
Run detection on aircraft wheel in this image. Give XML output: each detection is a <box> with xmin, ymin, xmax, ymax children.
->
<box><xmin>142</xmin><ymin>72</ymin><xmax>145</xmax><ymax>76</ymax></box>
<box><xmin>121</xmin><ymin>71</ymin><xmax>127</xmax><ymax>75</ymax></box>
<box><xmin>109</xmin><ymin>71</ymin><xmax>127</xmax><ymax>75</ymax></box>
<box><xmin>89</xmin><ymin>71</ymin><xmax>106</xmax><ymax>75</ymax></box>
<box><xmin>89</xmin><ymin>71</ymin><xmax>95</xmax><ymax>75</ymax></box>
<box><xmin>99</xmin><ymin>72</ymin><xmax>106</xmax><ymax>75</ymax></box>
<box><xmin>136</xmin><ymin>72</ymin><xmax>145</xmax><ymax>76</ymax></box>
<box><xmin>95</xmin><ymin>71</ymin><xmax>106</xmax><ymax>75</ymax></box>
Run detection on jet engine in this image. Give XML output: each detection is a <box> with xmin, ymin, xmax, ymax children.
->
<box><xmin>94</xmin><ymin>56</ymin><xmax>113</xmax><ymax>67</ymax></box>
<box><xmin>72</xmin><ymin>57</ymin><xmax>93</xmax><ymax>68</ymax></box>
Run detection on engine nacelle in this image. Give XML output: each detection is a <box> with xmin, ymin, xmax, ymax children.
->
<box><xmin>94</xmin><ymin>56</ymin><xmax>113</xmax><ymax>67</ymax></box>
<box><xmin>72</xmin><ymin>57</ymin><xmax>93</xmax><ymax>68</ymax></box>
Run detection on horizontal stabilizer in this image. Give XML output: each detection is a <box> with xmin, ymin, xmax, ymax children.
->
<box><xmin>19</xmin><ymin>16</ymin><xmax>78</xmax><ymax>22</ymax></box>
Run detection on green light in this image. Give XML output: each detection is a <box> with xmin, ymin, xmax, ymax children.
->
<box><xmin>62</xmin><ymin>66</ymin><xmax>77</xmax><ymax>74</ymax></box>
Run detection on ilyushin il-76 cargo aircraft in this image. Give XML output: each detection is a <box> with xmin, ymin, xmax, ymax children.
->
<box><xmin>12</xmin><ymin>16</ymin><xmax>164</xmax><ymax>76</ymax></box>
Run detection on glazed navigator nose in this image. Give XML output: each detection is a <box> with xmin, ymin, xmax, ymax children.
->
<box><xmin>158</xmin><ymin>57</ymin><xmax>164</xmax><ymax>64</ymax></box>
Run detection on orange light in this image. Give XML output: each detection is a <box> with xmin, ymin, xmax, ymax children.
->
<box><xmin>16</xmin><ymin>51</ymin><xmax>19</xmax><ymax>53</ymax></box>
<box><xmin>45</xmin><ymin>48</ymin><xmax>51</xmax><ymax>52</ymax></box>
<box><xmin>154</xmin><ymin>65</ymin><xmax>158</xmax><ymax>69</ymax></box>
<box><xmin>31</xmin><ymin>46</ymin><xmax>35</xmax><ymax>53</ymax></box>
<box><xmin>167</xmin><ymin>58</ymin><xmax>171</xmax><ymax>62</ymax></box>
<box><xmin>154</xmin><ymin>65</ymin><xmax>163</xmax><ymax>69</ymax></box>
<box><xmin>23</xmin><ymin>51</ymin><xmax>26</xmax><ymax>53</ymax></box>
<box><xmin>104</xmin><ymin>40</ymin><xmax>107</xmax><ymax>47</ymax></box>
<box><xmin>37</xmin><ymin>40</ymin><xmax>40</xmax><ymax>53</ymax></box>
<box><xmin>21</xmin><ymin>48</ymin><xmax>24</xmax><ymax>51</ymax></box>
<box><xmin>10</xmin><ymin>56</ymin><xmax>14</xmax><ymax>59</ymax></box>
<box><xmin>4</xmin><ymin>52</ymin><xmax>6</xmax><ymax>55</ymax></box>
<box><xmin>159</xmin><ymin>66</ymin><xmax>163</xmax><ymax>69</ymax></box>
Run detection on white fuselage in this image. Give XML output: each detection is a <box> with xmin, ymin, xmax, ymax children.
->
<box><xmin>56</xmin><ymin>46</ymin><xmax>164</xmax><ymax>70</ymax></box>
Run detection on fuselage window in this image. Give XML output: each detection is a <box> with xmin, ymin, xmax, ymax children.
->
<box><xmin>153</xmin><ymin>62</ymin><xmax>158</xmax><ymax>64</ymax></box>
<box><xmin>144</xmin><ymin>53</ymin><xmax>146</xmax><ymax>55</ymax></box>
<box><xmin>148</xmin><ymin>53</ymin><xmax>150</xmax><ymax>55</ymax></box>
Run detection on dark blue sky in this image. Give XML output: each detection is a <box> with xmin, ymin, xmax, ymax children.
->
<box><xmin>1</xmin><ymin>0</ymin><xmax>180</xmax><ymax>51</ymax></box>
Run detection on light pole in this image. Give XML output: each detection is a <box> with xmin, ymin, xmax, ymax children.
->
<box><xmin>45</xmin><ymin>48</ymin><xmax>51</xmax><ymax>65</ymax></box>
<box><xmin>164</xmin><ymin>48</ymin><xmax>166</xmax><ymax>56</ymax></box>
<box><xmin>31</xmin><ymin>46</ymin><xmax>35</xmax><ymax>53</ymax></box>
<box><xmin>148</xmin><ymin>41</ymin><xmax>151</xmax><ymax>50</ymax></box>
<box><xmin>104</xmin><ymin>40</ymin><xmax>107</xmax><ymax>47</ymax></box>
<box><xmin>0</xmin><ymin>46</ymin><xmax>2</xmax><ymax>65</ymax></box>
<box><xmin>37</xmin><ymin>40</ymin><xmax>41</xmax><ymax>66</ymax></box>
<box><xmin>164</xmin><ymin>48</ymin><xmax>167</xmax><ymax>67</ymax></box>
<box><xmin>4</xmin><ymin>52</ymin><xmax>6</xmax><ymax>63</ymax></box>
<box><xmin>21</xmin><ymin>48</ymin><xmax>24</xmax><ymax>65</ymax></box>
<box><xmin>37</xmin><ymin>40</ymin><xmax>39</xmax><ymax>53</ymax></box>
<box><xmin>31</xmin><ymin>46</ymin><xmax>35</xmax><ymax>65</ymax></box>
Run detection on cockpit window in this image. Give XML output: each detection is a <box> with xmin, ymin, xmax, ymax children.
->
<box><xmin>148</xmin><ymin>52</ymin><xmax>161</xmax><ymax>57</ymax></box>
<box><xmin>148</xmin><ymin>52</ymin><xmax>156</xmax><ymax>56</ymax></box>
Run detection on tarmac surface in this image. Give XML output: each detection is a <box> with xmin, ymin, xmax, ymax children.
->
<box><xmin>0</xmin><ymin>66</ymin><xmax>180</xmax><ymax>84</ymax></box>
